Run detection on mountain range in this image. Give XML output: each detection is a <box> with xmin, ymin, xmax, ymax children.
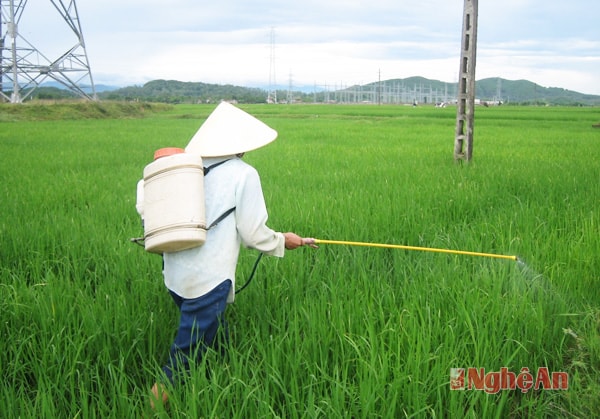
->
<box><xmin>36</xmin><ymin>77</ymin><xmax>600</xmax><ymax>106</ymax></box>
<box><xmin>351</xmin><ymin>77</ymin><xmax>600</xmax><ymax>106</ymax></box>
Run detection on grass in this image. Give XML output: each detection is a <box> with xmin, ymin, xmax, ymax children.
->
<box><xmin>0</xmin><ymin>103</ymin><xmax>599</xmax><ymax>417</ymax></box>
<box><xmin>0</xmin><ymin>100</ymin><xmax>173</xmax><ymax>121</ymax></box>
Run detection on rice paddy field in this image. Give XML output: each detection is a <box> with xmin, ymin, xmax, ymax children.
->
<box><xmin>1</xmin><ymin>102</ymin><xmax>599</xmax><ymax>418</ymax></box>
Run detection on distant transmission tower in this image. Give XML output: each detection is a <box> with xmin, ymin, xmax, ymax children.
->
<box><xmin>286</xmin><ymin>70</ymin><xmax>293</xmax><ymax>104</ymax></box>
<box><xmin>0</xmin><ymin>0</ymin><xmax>96</xmax><ymax>103</ymax></box>
<box><xmin>495</xmin><ymin>77</ymin><xmax>502</xmax><ymax>103</ymax></box>
<box><xmin>267</xmin><ymin>27</ymin><xmax>277</xmax><ymax>104</ymax></box>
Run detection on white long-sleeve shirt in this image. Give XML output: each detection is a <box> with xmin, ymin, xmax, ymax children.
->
<box><xmin>162</xmin><ymin>156</ymin><xmax>285</xmax><ymax>302</ymax></box>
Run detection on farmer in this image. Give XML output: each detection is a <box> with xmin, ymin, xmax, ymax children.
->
<box><xmin>150</xmin><ymin>102</ymin><xmax>317</xmax><ymax>407</ymax></box>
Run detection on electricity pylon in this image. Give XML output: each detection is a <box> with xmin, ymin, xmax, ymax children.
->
<box><xmin>267</xmin><ymin>27</ymin><xmax>277</xmax><ymax>104</ymax></box>
<box><xmin>0</xmin><ymin>0</ymin><xmax>96</xmax><ymax>103</ymax></box>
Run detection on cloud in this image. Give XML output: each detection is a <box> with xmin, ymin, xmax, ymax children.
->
<box><xmin>10</xmin><ymin>0</ymin><xmax>599</xmax><ymax>94</ymax></box>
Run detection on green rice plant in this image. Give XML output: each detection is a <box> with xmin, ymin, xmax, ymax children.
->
<box><xmin>1</xmin><ymin>104</ymin><xmax>598</xmax><ymax>417</ymax></box>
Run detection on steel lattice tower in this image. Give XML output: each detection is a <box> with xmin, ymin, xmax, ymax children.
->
<box><xmin>0</xmin><ymin>0</ymin><xmax>96</xmax><ymax>103</ymax></box>
<box><xmin>267</xmin><ymin>27</ymin><xmax>277</xmax><ymax>104</ymax></box>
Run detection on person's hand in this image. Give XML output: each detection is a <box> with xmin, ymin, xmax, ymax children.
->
<box><xmin>283</xmin><ymin>232</ymin><xmax>318</xmax><ymax>250</ymax></box>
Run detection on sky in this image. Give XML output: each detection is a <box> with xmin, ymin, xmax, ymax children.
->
<box><xmin>14</xmin><ymin>0</ymin><xmax>600</xmax><ymax>95</ymax></box>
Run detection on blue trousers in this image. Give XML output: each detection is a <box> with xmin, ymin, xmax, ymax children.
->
<box><xmin>162</xmin><ymin>279</ymin><xmax>232</xmax><ymax>383</ymax></box>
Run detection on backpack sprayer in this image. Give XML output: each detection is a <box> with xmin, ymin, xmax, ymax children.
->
<box><xmin>132</xmin><ymin>147</ymin><xmax>234</xmax><ymax>253</ymax></box>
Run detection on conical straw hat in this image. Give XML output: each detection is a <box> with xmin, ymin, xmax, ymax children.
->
<box><xmin>185</xmin><ymin>102</ymin><xmax>278</xmax><ymax>157</ymax></box>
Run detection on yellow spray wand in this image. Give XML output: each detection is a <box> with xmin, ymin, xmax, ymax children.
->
<box><xmin>313</xmin><ymin>239</ymin><xmax>518</xmax><ymax>262</ymax></box>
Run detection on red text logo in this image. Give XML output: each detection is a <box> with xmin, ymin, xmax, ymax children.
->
<box><xmin>450</xmin><ymin>367</ymin><xmax>568</xmax><ymax>394</ymax></box>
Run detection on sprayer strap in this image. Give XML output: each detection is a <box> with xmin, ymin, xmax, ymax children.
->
<box><xmin>204</xmin><ymin>159</ymin><xmax>235</xmax><ymax>230</ymax></box>
<box><xmin>204</xmin><ymin>159</ymin><xmax>231</xmax><ymax>176</ymax></box>
<box><xmin>207</xmin><ymin>207</ymin><xmax>236</xmax><ymax>230</ymax></box>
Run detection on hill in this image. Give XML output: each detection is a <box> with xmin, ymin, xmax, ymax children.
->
<box><xmin>361</xmin><ymin>76</ymin><xmax>600</xmax><ymax>106</ymax></box>
<box><xmin>24</xmin><ymin>77</ymin><xmax>600</xmax><ymax>106</ymax></box>
<box><xmin>98</xmin><ymin>80</ymin><xmax>267</xmax><ymax>104</ymax></box>
<box><xmin>476</xmin><ymin>78</ymin><xmax>600</xmax><ymax>105</ymax></box>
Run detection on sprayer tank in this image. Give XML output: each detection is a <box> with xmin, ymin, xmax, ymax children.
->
<box><xmin>141</xmin><ymin>152</ymin><xmax>206</xmax><ymax>253</ymax></box>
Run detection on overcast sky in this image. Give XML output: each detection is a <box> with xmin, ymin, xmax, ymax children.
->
<box><xmin>16</xmin><ymin>0</ymin><xmax>600</xmax><ymax>95</ymax></box>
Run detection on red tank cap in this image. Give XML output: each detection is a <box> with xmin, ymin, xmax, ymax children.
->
<box><xmin>154</xmin><ymin>147</ymin><xmax>185</xmax><ymax>160</ymax></box>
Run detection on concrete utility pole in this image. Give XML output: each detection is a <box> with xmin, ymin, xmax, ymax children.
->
<box><xmin>453</xmin><ymin>0</ymin><xmax>478</xmax><ymax>161</ymax></box>
<box><xmin>0</xmin><ymin>0</ymin><xmax>96</xmax><ymax>103</ymax></box>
